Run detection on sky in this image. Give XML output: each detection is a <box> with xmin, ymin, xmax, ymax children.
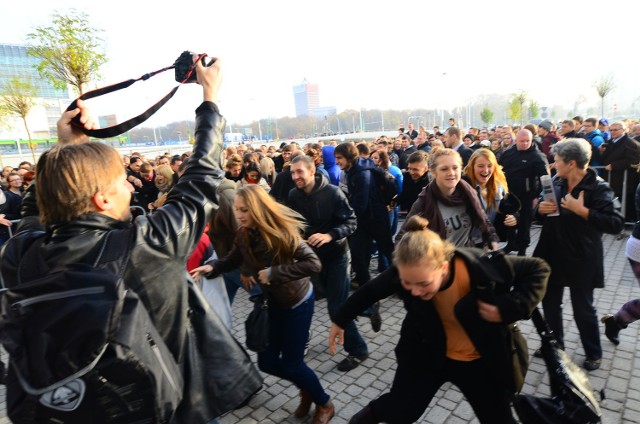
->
<box><xmin>2</xmin><ymin>0</ymin><xmax>640</xmax><ymax>128</ymax></box>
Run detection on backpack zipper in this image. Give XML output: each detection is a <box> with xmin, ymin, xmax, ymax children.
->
<box><xmin>11</xmin><ymin>286</ymin><xmax>106</xmax><ymax>312</ymax></box>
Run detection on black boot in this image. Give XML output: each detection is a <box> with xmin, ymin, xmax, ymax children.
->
<box><xmin>349</xmin><ymin>405</ymin><xmax>378</xmax><ymax>424</ymax></box>
<box><xmin>602</xmin><ymin>314</ymin><xmax>626</xmax><ymax>345</ymax></box>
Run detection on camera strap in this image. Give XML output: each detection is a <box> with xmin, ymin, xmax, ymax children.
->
<box><xmin>65</xmin><ymin>61</ymin><xmax>196</xmax><ymax>139</ymax></box>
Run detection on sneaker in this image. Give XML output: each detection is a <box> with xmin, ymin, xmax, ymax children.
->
<box><xmin>337</xmin><ymin>354</ymin><xmax>368</xmax><ymax>372</ymax></box>
<box><xmin>370</xmin><ymin>302</ymin><xmax>381</xmax><ymax>333</ymax></box>
<box><xmin>583</xmin><ymin>358</ymin><xmax>602</xmax><ymax>371</ymax></box>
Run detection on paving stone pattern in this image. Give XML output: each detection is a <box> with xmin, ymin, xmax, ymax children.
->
<box><xmin>2</xmin><ymin>226</ymin><xmax>640</xmax><ymax>423</ymax></box>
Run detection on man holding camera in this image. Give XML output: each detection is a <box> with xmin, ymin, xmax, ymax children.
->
<box><xmin>0</xmin><ymin>54</ymin><xmax>262</xmax><ymax>423</ymax></box>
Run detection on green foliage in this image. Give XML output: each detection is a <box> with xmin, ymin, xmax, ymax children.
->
<box><xmin>507</xmin><ymin>98</ymin><xmax>521</xmax><ymax>123</ymax></box>
<box><xmin>480</xmin><ymin>106</ymin><xmax>494</xmax><ymax>125</ymax></box>
<box><xmin>0</xmin><ymin>77</ymin><xmax>38</xmax><ymax>121</ymax></box>
<box><xmin>27</xmin><ymin>9</ymin><xmax>107</xmax><ymax>95</ymax></box>
<box><xmin>0</xmin><ymin>77</ymin><xmax>39</xmax><ymax>162</ymax></box>
<box><xmin>508</xmin><ymin>91</ymin><xmax>528</xmax><ymax>124</ymax></box>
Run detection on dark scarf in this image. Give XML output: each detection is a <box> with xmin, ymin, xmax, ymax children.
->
<box><xmin>422</xmin><ymin>179</ymin><xmax>491</xmax><ymax>242</ymax></box>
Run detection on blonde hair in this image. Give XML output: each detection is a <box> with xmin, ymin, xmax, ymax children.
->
<box><xmin>259</xmin><ymin>156</ymin><xmax>276</xmax><ymax>185</ymax></box>
<box><xmin>428</xmin><ymin>147</ymin><xmax>461</xmax><ymax>170</ymax></box>
<box><xmin>464</xmin><ymin>148</ymin><xmax>509</xmax><ymax>209</ymax></box>
<box><xmin>36</xmin><ymin>142</ymin><xmax>123</xmax><ymax>225</ymax></box>
<box><xmin>236</xmin><ymin>185</ymin><xmax>305</xmax><ymax>262</ymax></box>
<box><xmin>393</xmin><ymin>216</ymin><xmax>455</xmax><ymax>268</ymax></box>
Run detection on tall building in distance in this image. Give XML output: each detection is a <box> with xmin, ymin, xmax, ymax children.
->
<box><xmin>293</xmin><ymin>78</ymin><xmax>320</xmax><ymax>118</ymax></box>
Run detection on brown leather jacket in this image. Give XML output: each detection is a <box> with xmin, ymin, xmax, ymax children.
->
<box><xmin>208</xmin><ymin>227</ymin><xmax>321</xmax><ymax>309</ymax></box>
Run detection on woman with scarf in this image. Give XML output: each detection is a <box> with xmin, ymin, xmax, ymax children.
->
<box><xmin>395</xmin><ymin>148</ymin><xmax>499</xmax><ymax>249</ymax></box>
<box><xmin>238</xmin><ymin>161</ymin><xmax>271</xmax><ymax>192</ymax></box>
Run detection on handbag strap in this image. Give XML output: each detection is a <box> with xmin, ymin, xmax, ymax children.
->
<box><xmin>530</xmin><ymin>308</ymin><xmax>553</xmax><ymax>337</ymax></box>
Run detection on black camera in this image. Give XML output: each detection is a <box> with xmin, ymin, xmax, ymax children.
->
<box><xmin>174</xmin><ymin>51</ymin><xmax>215</xmax><ymax>83</ymax></box>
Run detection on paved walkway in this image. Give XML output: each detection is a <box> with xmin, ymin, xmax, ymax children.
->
<box><xmin>2</xmin><ymin>226</ymin><xmax>640</xmax><ymax>423</ymax></box>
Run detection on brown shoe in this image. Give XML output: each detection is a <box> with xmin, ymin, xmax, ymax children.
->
<box><xmin>312</xmin><ymin>399</ymin><xmax>335</xmax><ymax>424</ymax></box>
<box><xmin>294</xmin><ymin>389</ymin><xmax>313</xmax><ymax>418</ymax></box>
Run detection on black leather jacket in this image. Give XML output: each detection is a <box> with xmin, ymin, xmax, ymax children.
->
<box><xmin>1</xmin><ymin>102</ymin><xmax>262</xmax><ymax>422</ymax></box>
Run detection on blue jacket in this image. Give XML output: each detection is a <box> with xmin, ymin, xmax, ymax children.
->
<box><xmin>322</xmin><ymin>146</ymin><xmax>341</xmax><ymax>186</ymax></box>
<box><xmin>585</xmin><ymin>129</ymin><xmax>605</xmax><ymax>167</ymax></box>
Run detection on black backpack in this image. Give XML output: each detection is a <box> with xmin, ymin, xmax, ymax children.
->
<box><xmin>0</xmin><ymin>230</ymin><xmax>183</xmax><ymax>424</ymax></box>
<box><xmin>370</xmin><ymin>166</ymin><xmax>398</xmax><ymax>211</ymax></box>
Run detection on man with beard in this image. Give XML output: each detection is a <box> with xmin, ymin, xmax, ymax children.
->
<box><xmin>288</xmin><ymin>156</ymin><xmax>368</xmax><ymax>372</ymax></box>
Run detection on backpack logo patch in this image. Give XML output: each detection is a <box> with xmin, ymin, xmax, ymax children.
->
<box><xmin>39</xmin><ymin>379</ymin><xmax>86</xmax><ymax>411</ymax></box>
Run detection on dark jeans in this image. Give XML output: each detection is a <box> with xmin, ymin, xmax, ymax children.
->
<box><xmin>313</xmin><ymin>252</ymin><xmax>368</xmax><ymax>357</ymax></box>
<box><xmin>542</xmin><ymin>284</ymin><xmax>602</xmax><ymax>360</ymax></box>
<box><xmin>223</xmin><ymin>268</ymin><xmax>262</xmax><ymax>305</ymax></box>
<box><xmin>370</xmin><ymin>357</ymin><xmax>515</xmax><ymax>423</ymax></box>
<box><xmin>349</xmin><ymin>214</ymin><xmax>394</xmax><ymax>284</ymax></box>
<box><xmin>257</xmin><ymin>295</ymin><xmax>330</xmax><ymax>405</ymax></box>
<box><xmin>378</xmin><ymin>207</ymin><xmax>399</xmax><ymax>270</ymax></box>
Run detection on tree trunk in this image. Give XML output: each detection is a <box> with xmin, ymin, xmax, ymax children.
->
<box><xmin>22</xmin><ymin>117</ymin><xmax>36</xmax><ymax>164</ymax></box>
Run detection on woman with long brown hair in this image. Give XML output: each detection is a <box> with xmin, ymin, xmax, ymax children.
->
<box><xmin>190</xmin><ymin>185</ymin><xmax>334</xmax><ymax>423</ymax></box>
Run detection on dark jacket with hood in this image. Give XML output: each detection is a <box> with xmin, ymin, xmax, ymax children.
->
<box><xmin>344</xmin><ymin>157</ymin><xmax>388</xmax><ymax>222</ymax></box>
<box><xmin>287</xmin><ymin>173</ymin><xmax>357</xmax><ymax>261</ymax></box>
<box><xmin>533</xmin><ymin>168</ymin><xmax>624</xmax><ymax>288</ymax></box>
<box><xmin>0</xmin><ymin>102</ymin><xmax>262</xmax><ymax>423</ymax></box>
<box><xmin>322</xmin><ymin>145</ymin><xmax>341</xmax><ymax>186</ymax></box>
<box><xmin>333</xmin><ymin>249</ymin><xmax>549</xmax><ymax>395</ymax></box>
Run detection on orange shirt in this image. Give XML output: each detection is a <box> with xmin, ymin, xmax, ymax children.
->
<box><xmin>432</xmin><ymin>258</ymin><xmax>481</xmax><ymax>361</ymax></box>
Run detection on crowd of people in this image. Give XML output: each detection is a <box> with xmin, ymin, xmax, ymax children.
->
<box><xmin>2</xmin><ymin>55</ymin><xmax>640</xmax><ymax>422</ymax></box>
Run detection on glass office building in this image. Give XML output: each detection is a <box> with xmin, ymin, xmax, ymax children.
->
<box><xmin>0</xmin><ymin>43</ymin><xmax>71</xmax><ymax>136</ymax></box>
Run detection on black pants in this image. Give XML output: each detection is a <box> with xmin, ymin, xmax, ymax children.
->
<box><xmin>542</xmin><ymin>284</ymin><xmax>602</xmax><ymax>360</ymax></box>
<box><xmin>370</xmin><ymin>357</ymin><xmax>515</xmax><ymax>423</ymax></box>
<box><xmin>349</xmin><ymin>215</ymin><xmax>394</xmax><ymax>285</ymax></box>
<box><xmin>514</xmin><ymin>195</ymin><xmax>533</xmax><ymax>251</ymax></box>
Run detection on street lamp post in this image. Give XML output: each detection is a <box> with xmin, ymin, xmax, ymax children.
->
<box><xmin>177</xmin><ymin>131</ymin><xmax>182</xmax><ymax>143</ymax></box>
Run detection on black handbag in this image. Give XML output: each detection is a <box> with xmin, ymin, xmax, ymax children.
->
<box><xmin>514</xmin><ymin>308</ymin><xmax>602</xmax><ymax>424</ymax></box>
<box><xmin>245</xmin><ymin>295</ymin><xmax>270</xmax><ymax>352</ymax></box>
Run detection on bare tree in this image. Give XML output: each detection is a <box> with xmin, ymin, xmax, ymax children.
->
<box><xmin>594</xmin><ymin>74</ymin><xmax>616</xmax><ymax>118</ymax></box>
